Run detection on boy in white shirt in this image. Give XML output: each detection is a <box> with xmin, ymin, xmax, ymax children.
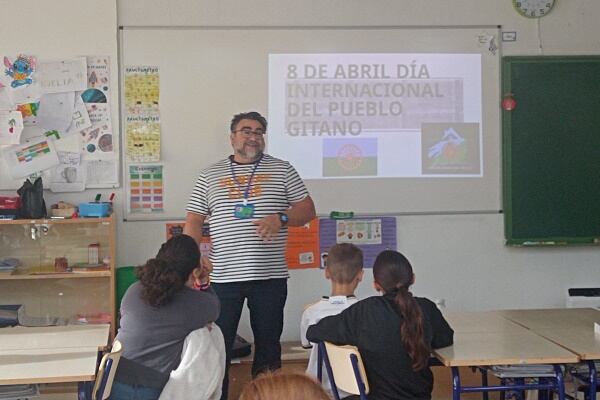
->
<box><xmin>300</xmin><ymin>243</ymin><xmax>364</xmax><ymax>397</ymax></box>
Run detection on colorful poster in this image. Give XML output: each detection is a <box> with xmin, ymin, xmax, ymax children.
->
<box><xmin>80</xmin><ymin>56</ymin><xmax>110</xmax><ymax>103</ymax></box>
<box><xmin>319</xmin><ymin>217</ymin><xmax>397</xmax><ymax>268</ymax></box>
<box><xmin>80</xmin><ymin>103</ymin><xmax>114</xmax><ymax>159</ymax></box>
<box><xmin>128</xmin><ymin>164</ymin><xmax>164</xmax><ymax>213</ymax></box>
<box><xmin>125</xmin><ymin>111</ymin><xmax>161</xmax><ymax>162</ymax></box>
<box><xmin>1</xmin><ymin>136</ymin><xmax>60</xmax><ymax>179</ymax></box>
<box><xmin>124</xmin><ymin>66</ymin><xmax>159</xmax><ymax>109</ymax></box>
<box><xmin>335</xmin><ymin>219</ymin><xmax>382</xmax><ymax>245</ymax></box>
<box><xmin>286</xmin><ymin>218</ymin><xmax>320</xmax><ymax>269</ymax></box>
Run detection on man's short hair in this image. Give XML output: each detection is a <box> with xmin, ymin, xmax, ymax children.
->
<box><xmin>326</xmin><ymin>243</ymin><xmax>363</xmax><ymax>284</ymax></box>
<box><xmin>230</xmin><ymin>111</ymin><xmax>268</xmax><ymax>133</ymax></box>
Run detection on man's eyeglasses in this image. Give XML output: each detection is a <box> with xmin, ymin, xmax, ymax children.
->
<box><xmin>234</xmin><ymin>129</ymin><xmax>266</xmax><ymax>137</ymax></box>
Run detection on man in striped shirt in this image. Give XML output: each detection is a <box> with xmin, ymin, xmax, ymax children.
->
<box><xmin>184</xmin><ymin>111</ymin><xmax>316</xmax><ymax>399</ymax></box>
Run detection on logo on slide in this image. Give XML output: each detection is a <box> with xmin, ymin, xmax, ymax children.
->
<box><xmin>323</xmin><ymin>138</ymin><xmax>377</xmax><ymax>177</ymax></box>
<box><xmin>421</xmin><ymin>123</ymin><xmax>481</xmax><ymax>175</ymax></box>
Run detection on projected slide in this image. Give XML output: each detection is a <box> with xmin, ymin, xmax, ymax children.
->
<box><xmin>268</xmin><ymin>54</ymin><xmax>482</xmax><ymax>179</ymax></box>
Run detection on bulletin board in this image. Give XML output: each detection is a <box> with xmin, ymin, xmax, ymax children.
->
<box><xmin>0</xmin><ymin>0</ymin><xmax>119</xmax><ymax>191</ymax></box>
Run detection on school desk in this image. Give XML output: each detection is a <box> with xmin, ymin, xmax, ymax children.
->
<box><xmin>499</xmin><ymin>308</ymin><xmax>600</xmax><ymax>400</ymax></box>
<box><xmin>0</xmin><ymin>324</ymin><xmax>110</xmax><ymax>399</ymax></box>
<box><xmin>435</xmin><ymin>311</ymin><xmax>578</xmax><ymax>400</ymax></box>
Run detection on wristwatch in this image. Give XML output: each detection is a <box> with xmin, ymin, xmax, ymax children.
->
<box><xmin>277</xmin><ymin>212</ymin><xmax>289</xmax><ymax>227</ymax></box>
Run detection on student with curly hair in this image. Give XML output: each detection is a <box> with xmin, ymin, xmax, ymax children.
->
<box><xmin>307</xmin><ymin>250</ymin><xmax>453</xmax><ymax>400</ymax></box>
<box><xmin>110</xmin><ymin>234</ymin><xmax>220</xmax><ymax>400</ymax></box>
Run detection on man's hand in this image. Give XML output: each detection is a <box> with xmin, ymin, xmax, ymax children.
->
<box><xmin>199</xmin><ymin>256</ymin><xmax>212</xmax><ymax>282</ymax></box>
<box><xmin>253</xmin><ymin>214</ymin><xmax>282</xmax><ymax>241</ymax></box>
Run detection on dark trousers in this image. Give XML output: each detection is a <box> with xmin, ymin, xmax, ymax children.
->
<box><xmin>213</xmin><ymin>278</ymin><xmax>287</xmax><ymax>400</ymax></box>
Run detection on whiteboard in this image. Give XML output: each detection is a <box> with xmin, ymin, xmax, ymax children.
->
<box><xmin>0</xmin><ymin>0</ymin><xmax>119</xmax><ymax>191</ymax></box>
<box><xmin>120</xmin><ymin>26</ymin><xmax>501</xmax><ymax>220</ymax></box>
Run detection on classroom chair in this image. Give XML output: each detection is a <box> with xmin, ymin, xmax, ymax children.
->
<box><xmin>317</xmin><ymin>341</ymin><xmax>369</xmax><ymax>400</ymax></box>
<box><xmin>92</xmin><ymin>339</ymin><xmax>123</xmax><ymax>400</ymax></box>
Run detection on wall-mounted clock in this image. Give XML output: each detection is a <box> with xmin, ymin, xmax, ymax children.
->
<box><xmin>513</xmin><ymin>0</ymin><xmax>556</xmax><ymax>18</ymax></box>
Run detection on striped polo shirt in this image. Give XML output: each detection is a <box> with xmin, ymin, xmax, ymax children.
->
<box><xmin>186</xmin><ymin>154</ymin><xmax>309</xmax><ymax>283</ymax></box>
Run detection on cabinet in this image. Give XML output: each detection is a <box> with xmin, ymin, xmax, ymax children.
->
<box><xmin>0</xmin><ymin>216</ymin><xmax>116</xmax><ymax>336</ymax></box>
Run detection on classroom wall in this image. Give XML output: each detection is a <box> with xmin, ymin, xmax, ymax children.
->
<box><xmin>3</xmin><ymin>0</ymin><xmax>599</xmax><ymax>342</ymax></box>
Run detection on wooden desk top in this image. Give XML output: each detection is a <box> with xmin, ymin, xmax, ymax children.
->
<box><xmin>497</xmin><ymin>308</ymin><xmax>600</xmax><ymax>360</ymax></box>
<box><xmin>0</xmin><ymin>324</ymin><xmax>110</xmax><ymax>351</ymax></box>
<box><xmin>433</xmin><ymin>328</ymin><xmax>579</xmax><ymax>367</ymax></box>
<box><xmin>498</xmin><ymin>308</ymin><xmax>600</xmax><ymax>332</ymax></box>
<box><xmin>0</xmin><ymin>346</ymin><xmax>99</xmax><ymax>385</ymax></box>
<box><xmin>443</xmin><ymin>311</ymin><xmax>524</xmax><ymax>334</ymax></box>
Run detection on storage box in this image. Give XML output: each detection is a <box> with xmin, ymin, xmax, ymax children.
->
<box><xmin>78</xmin><ymin>202</ymin><xmax>111</xmax><ymax>218</ymax></box>
<box><xmin>0</xmin><ymin>196</ymin><xmax>20</xmax><ymax>217</ymax></box>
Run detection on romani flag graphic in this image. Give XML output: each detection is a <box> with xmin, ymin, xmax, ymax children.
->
<box><xmin>322</xmin><ymin>138</ymin><xmax>377</xmax><ymax>177</ymax></box>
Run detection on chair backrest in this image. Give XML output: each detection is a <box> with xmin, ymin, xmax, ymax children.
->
<box><xmin>319</xmin><ymin>341</ymin><xmax>369</xmax><ymax>400</ymax></box>
<box><xmin>92</xmin><ymin>339</ymin><xmax>123</xmax><ymax>400</ymax></box>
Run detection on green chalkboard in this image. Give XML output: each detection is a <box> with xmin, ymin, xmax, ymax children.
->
<box><xmin>502</xmin><ymin>56</ymin><xmax>600</xmax><ymax>246</ymax></box>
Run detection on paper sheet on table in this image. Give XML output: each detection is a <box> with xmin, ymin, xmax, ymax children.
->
<box><xmin>36</xmin><ymin>92</ymin><xmax>75</xmax><ymax>132</ymax></box>
<box><xmin>0</xmin><ymin>110</ymin><xmax>24</xmax><ymax>145</ymax></box>
<box><xmin>38</xmin><ymin>57</ymin><xmax>87</xmax><ymax>94</ymax></box>
<box><xmin>1</xmin><ymin>136</ymin><xmax>60</xmax><ymax>179</ymax></box>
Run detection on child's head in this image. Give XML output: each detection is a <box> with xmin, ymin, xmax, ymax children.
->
<box><xmin>373</xmin><ymin>250</ymin><xmax>428</xmax><ymax>371</ymax></box>
<box><xmin>239</xmin><ymin>371</ymin><xmax>330</xmax><ymax>400</ymax></box>
<box><xmin>372</xmin><ymin>249</ymin><xmax>414</xmax><ymax>292</ymax></box>
<box><xmin>325</xmin><ymin>243</ymin><xmax>364</xmax><ymax>285</ymax></box>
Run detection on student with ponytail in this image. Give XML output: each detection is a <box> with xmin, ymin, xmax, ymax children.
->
<box><xmin>110</xmin><ymin>234</ymin><xmax>220</xmax><ymax>400</ymax></box>
<box><xmin>307</xmin><ymin>250</ymin><xmax>453</xmax><ymax>400</ymax></box>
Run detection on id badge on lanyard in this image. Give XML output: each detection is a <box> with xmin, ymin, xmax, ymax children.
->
<box><xmin>231</xmin><ymin>156</ymin><xmax>261</xmax><ymax>219</ymax></box>
<box><xmin>234</xmin><ymin>201</ymin><xmax>255</xmax><ymax>219</ymax></box>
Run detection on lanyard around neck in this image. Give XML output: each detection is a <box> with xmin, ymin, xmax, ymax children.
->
<box><xmin>230</xmin><ymin>155</ymin><xmax>263</xmax><ymax>203</ymax></box>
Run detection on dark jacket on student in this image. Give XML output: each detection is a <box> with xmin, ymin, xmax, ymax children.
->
<box><xmin>306</xmin><ymin>294</ymin><xmax>453</xmax><ymax>400</ymax></box>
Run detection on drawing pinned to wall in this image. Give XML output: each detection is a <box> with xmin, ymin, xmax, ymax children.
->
<box><xmin>124</xmin><ymin>66</ymin><xmax>159</xmax><ymax>109</ymax></box>
<box><xmin>125</xmin><ymin>111</ymin><xmax>161</xmax><ymax>162</ymax></box>
<box><xmin>38</xmin><ymin>57</ymin><xmax>87</xmax><ymax>94</ymax></box>
<box><xmin>87</xmin><ymin>159</ymin><xmax>118</xmax><ymax>187</ymax></box>
<box><xmin>16</xmin><ymin>102</ymin><xmax>39</xmax><ymax>126</ymax></box>
<box><xmin>36</xmin><ymin>92</ymin><xmax>75</xmax><ymax>132</ymax></box>
<box><xmin>80</xmin><ymin>56</ymin><xmax>110</xmax><ymax>103</ymax></box>
<box><xmin>1</xmin><ymin>136</ymin><xmax>60</xmax><ymax>179</ymax></box>
<box><xmin>128</xmin><ymin>164</ymin><xmax>164</xmax><ymax>213</ymax></box>
<box><xmin>80</xmin><ymin>103</ymin><xmax>114</xmax><ymax>159</ymax></box>
<box><xmin>47</xmin><ymin>151</ymin><xmax>86</xmax><ymax>192</ymax></box>
<box><xmin>64</xmin><ymin>95</ymin><xmax>92</xmax><ymax>135</ymax></box>
<box><xmin>0</xmin><ymin>111</ymin><xmax>24</xmax><ymax>145</ymax></box>
<box><xmin>1</xmin><ymin>54</ymin><xmax>41</xmax><ymax>104</ymax></box>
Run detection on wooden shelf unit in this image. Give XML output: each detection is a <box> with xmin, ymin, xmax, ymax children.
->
<box><xmin>0</xmin><ymin>216</ymin><xmax>116</xmax><ymax>336</ymax></box>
